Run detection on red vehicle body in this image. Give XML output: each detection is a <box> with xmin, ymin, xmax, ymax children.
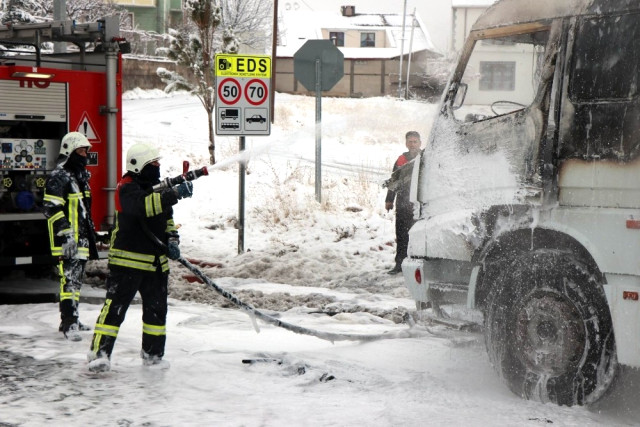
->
<box><xmin>0</xmin><ymin>18</ymin><xmax>128</xmax><ymax>275</ymax></box>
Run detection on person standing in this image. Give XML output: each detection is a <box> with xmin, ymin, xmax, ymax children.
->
<box><xmin>87</xmin><ymin>143</ymin><xmax>193</xmax><ymax>372</ymax></box>
<box><xmin>385</xmin><ymin>131</ymin><xmax>422</xmax><ymax>274</ymax></box>
<box><xmin>43</xmin><ymin>132</ymin><xmax>99</xmax><ymax>341</ymax></box>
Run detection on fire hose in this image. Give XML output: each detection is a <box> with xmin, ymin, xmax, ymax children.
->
<box><xmin>175</xmin><ymin>256</ymin><xmax>426</xmax><ymax>343</ymax></box>
<box><xmin>146</xmin><ymin>161</ymin><xmax>425</xmax><ymax>343</ymax></box>
<box><xmin>152</xmin><ymin>161</ymin><xmax>209</xmax><ymax>192</ymax></box>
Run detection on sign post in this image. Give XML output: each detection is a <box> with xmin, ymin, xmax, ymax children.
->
<box><xmin>294</xmin><ymin>40</ymin><xmax>344</xmax><ymax>203</ymax></box>
<box><xmin>215</xmin><ymin>54</ymin><xmax>272</xmax><ymax>253</ymax></box>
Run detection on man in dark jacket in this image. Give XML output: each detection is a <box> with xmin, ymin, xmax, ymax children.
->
<box><xmin>385</xmin><ymin>131</ymin><xmax>421</xmax><ymax>274</ymax></box>
<box><xmin>43</xmin><ymin>132</ymin><xmax>98</xmax><ymax>341</ymax></box>
<box><xmin>87</xmin><ymin>143</ymin><xmax>193</xmax><ymax>372</ymax></box>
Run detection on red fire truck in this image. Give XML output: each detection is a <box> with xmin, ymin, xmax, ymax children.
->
<box><xmin>0</xmin><ymin>17</ymin><xmax>128</xmax><ymax>276</ymax></box>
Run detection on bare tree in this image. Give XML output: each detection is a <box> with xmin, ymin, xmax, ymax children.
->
<box><xmin>157</xmin><ymin>1</ymin><xmax>225</xmax><ymax>165</ymax></box>
<box><xmin>219</xmin><ymin>0</ymin><xmax>272</xmax><ymax>51</ymax></box>
<box><xmin>157</xmin><ymin>0</ymin><xmax>271</xmax><ymax>165</ymax></box>
<box><xmin>1</xmin><ymin>0</ymin><xmax>131</xmax><ymax>28</ymax></box>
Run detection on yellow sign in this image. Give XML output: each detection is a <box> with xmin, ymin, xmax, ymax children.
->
<box><xmin>215</xmin><ymin>54</ymin><xmax>271</xmax><ymax>78</ymax></box>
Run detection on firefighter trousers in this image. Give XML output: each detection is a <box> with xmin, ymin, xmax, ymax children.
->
<box><xmin>89</xmin><ymin>267</ymin><xmax>168</xmax><ymax>360</ymax></box>
<box><xmin>58</xmin><ymin>258</ymin><xmax>86</xmax><ymax>327</ymax></box>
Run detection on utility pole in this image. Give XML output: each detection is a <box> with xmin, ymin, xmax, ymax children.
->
<box><xmin>405</xmin><ymin>9</ymin><xmax>417</xmax><ymax>99</ymax></box>
<box><xmin>397</xmin><ymin>0</ymin><xmax>407</xmax><ymax>98</ymax></box>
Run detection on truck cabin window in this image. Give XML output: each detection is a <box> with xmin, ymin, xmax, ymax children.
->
<box><xmin>563</xmin><ymin>13</ymin><xmax>640</xmax><ymax>161</ymax></box>
<box><xmin>452</xmin><ymin>30</ymin><xmax>550</xmax><ymax>123</ymax></box>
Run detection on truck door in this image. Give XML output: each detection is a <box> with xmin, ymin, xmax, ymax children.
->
<box><xmin>420</xmin><ymin>23</ymin><xmax>560</xmax><ymax>222</ymax></box>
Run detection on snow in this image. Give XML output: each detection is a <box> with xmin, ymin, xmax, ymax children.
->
<box><xmin>1</xmin><ymin>91</ymin><xmax>639</xmax><ymax>425</ymax></box>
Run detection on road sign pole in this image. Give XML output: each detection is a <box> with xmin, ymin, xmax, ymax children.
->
<box><xmin>315</xmin><ymin>58</ymin><xmax>322</xmax><ymax>203</ymax></box>
<box><xmin>238</xmin><ymin>136</ymin><xmax>246</xmax><ymax>254</ymax></box>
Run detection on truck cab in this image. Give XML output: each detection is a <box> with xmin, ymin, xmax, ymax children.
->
<box><xmin>402</xmin><ymin>0</ymin><xmax>640</xmax><ymax>406</ymax></box>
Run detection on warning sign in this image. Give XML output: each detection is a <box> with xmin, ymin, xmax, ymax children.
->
<box><xmin>75</xmin><ymin>112</ymin><xmax>100</xmax><ymax>143</ymax></box>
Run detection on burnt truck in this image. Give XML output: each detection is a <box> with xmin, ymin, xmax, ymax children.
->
<box><xmin>0</xmin><ymin>18</ymin><xmax>128</xmax><ymax>276</ymax></box>
<box><xmin>400</xmin><ymin>0</ymin><xmax>640</xmax><ymax>406</ymax></box>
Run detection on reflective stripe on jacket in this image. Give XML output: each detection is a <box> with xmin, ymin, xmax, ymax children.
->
<box><xmin>43</xmin><ymin>166</ymin><xmax>96</xmax><ymax>259</ymax></box>
<box><xmin>108</xmin><ymin>174</ymin><xmax>179</xmax><ymax>274</ymax></box>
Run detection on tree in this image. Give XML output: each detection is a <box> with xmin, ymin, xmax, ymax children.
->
<box><xmin>157</xmin><ymin>0</ymin><xmax>224</xmax><ymax>165</ymax></box>
<box><xmin>0</xmin><ymin>0</ymin><xmax>132</xmax><ymax>29</ymax></box>
<box><xmin>157</xmin><ymin>0</ymin><xmax>270</xmax><ymax>165</ymax></box>
<box><xmin>219</xmin><ymin>0</ymin><xmax>272</xmax><ymax>52</ymax></box>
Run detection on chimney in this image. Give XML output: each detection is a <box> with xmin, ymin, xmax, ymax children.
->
<box><xmin>341</xmin><ymin>5</ymin><xmax>355</xmax><ymax>17</ymax></box>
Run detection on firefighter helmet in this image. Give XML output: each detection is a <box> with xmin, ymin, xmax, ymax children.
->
<box><xmin>59</xmin><ymin>132</ymin><xmax>92</xmax><ymax>157</ymax></box>
<box><xmin>126</xmin><ymin>143</ymin><xmax>161</xmax><ymax>173</ymax></box>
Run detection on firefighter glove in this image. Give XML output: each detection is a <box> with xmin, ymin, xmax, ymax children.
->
<box><xmin>61</xmin><ymin>234</ymin><xmax>78</xmax><ymax>259</ymax></box>
<box><xmin>173</xmin><ymin>181</ymin><xmax>194</xmax><ymax>199</ymax></box>
<box><xmin>167</xmin><ymin>237</ymin><xmax>180</xmax><ymax>260</ymax></box>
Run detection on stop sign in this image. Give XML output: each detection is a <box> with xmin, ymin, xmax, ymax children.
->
<box><xmin>294</xmin><ymin>40</ymin><xmax>344</xmax><ymax>91</ymax></box>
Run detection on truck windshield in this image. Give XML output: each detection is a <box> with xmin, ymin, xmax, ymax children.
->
<box><xmin>453</xmin><ymin>29</ymin><xmax>549</xmax><ymax>122</ymax></box>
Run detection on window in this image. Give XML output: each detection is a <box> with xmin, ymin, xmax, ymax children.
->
<box><xmin>330</xmin><ymin>32</ymin><xmax>344</xmax><ymax>47</ymax></box>
<box><xmin>571</xmin><ymin>14</ymin><xmax>640</xmax><ymax>101</ymax></box>
<box><xmin>451</xmin><ymin>29</ymin><xmax>549</xmax><ymax>122</ymax></box>
<box><xmin>480</xmin><ymin>62</ymin><xmax>516</xmax><ymax>91</ymax></box>
<box><xmin>360</xmin><ymin>32</ymin><xmax>375</xmax><ymax>47</ymax></box>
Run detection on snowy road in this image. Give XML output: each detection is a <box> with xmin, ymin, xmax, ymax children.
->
<box><xmin>3</xmin><ymin>91</ymin><xmax>637</xmax><ymax>426</ymax></box>
<box><xmin>1</xmin><ymin>294</ymin><xmax>638</xmax><ymax>426</ymax></box>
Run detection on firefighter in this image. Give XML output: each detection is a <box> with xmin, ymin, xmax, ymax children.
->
<box><xmin>87</xmin><ymin>143</ymin><xmax>193</xmax><ymax>372</ymax></box>
<box><xmin>43</xmin><ymin>132</ymin><xmax>99</xmax><ymax>341</ymax></box>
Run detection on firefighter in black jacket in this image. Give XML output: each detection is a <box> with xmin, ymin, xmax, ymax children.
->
<box><xmin>87</xmin><ymin>143</ymin><xmax>193</xmax><ymax>372</ymax></box>
<box><xmin>43</xmin><ymin>132</ymin><xmax>98</xmax><ymax>341</ymax></box>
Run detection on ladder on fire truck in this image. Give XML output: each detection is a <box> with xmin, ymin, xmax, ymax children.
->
<box><xmin>0</xmin><ymin>16</ymin><xmax>128</xmax><ymax>67</ymax></box>
<box><xmin>0</xmin><ymin>17</ymin><xmax>119</xmax><ymax>45</ymax></box>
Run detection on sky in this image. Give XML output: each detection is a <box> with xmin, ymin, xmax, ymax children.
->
<box><xmin>1</xmin><ymin>91</ymin><xmax>639</xmax><ymax>426</ymax></box>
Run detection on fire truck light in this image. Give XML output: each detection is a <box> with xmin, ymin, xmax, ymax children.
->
<box><xmin>11</xmin><ymin>72</ymin><xmax>55</xmax><ymax>79</ymax></box>
<box><xmin>414</xmin><ymin>268</ymin><xmax>422</xmax><ymax>284</ymax></box>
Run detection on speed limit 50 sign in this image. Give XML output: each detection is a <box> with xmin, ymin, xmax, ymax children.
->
<box><xmin>215</xmin><ymin>54</ymin><xmax>271</xmax><ymax>136</ymax></box>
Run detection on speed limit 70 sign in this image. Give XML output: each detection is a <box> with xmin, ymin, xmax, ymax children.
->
<box><xmin>215</xmin><ymin>54</ymin><xmax>271</xmax><ymax>136</ymax></box>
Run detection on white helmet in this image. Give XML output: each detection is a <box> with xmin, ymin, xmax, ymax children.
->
<box><xmin>59</xmin><ymin>132</ymin><xmax>91</xmax><ymax>157</ymax></box>
<box><xmin>126</xmin><ymin>143</ymin><xmax>161</xmax><ymax>173</ymax></box>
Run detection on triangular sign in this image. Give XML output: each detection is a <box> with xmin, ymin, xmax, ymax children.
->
<box><xmin>75</xmin><ymin>112</ymin><xmax>100</xmax><ymax>143</ymax></box>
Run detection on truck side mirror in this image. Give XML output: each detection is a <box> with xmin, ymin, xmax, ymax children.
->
<box><xmin>452</xmin><ymin>83</ymin><xmax>468</xmax><ymax>110</ymax></box>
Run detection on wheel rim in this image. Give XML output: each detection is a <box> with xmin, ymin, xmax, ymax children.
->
<box><xmin>513</xmin><ymin>290</ymin><xmax>586</xmax><ymax>376</ymax></box>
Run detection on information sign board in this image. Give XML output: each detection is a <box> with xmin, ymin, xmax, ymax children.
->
<box><xmin>215</xmin><ymin>54</ymin><xmax>271</xmax><ymax>136</ymax></box>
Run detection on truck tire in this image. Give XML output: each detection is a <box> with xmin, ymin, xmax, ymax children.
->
<box><xmin>484</xmin><ymin>249</ymin><xmax>617</xmax><ymax>406</ymax></box>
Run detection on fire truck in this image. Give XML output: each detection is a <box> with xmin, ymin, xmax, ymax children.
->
<box><xmin>0</xmin><ymin>17</ymin><xmax>128</xmax><ymax>276</ymax></box>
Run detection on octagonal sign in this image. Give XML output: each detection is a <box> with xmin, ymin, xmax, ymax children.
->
<box><xmin>294</xmin><ymin>40</ymin><xmax>344</xmax><ymax>91</ymax></box>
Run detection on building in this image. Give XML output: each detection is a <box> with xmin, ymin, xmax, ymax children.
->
<box><xmin>450</xmin><ymin>0</ymin><xmax>538</xmax><ymax>106</ymax></box>
<box><xmin>114</xmin><ymin>0</ymin><xmax>183</xmax><ymax>34</ymax></box>
<box><xmin>276</xmin><ymin>5</ymin><xmax>439</xmax><ymax>98</ymax></box>
<box><xmin>451</xmin><ymin>0</ymin><xmax>497</xmax><ymax>51</ymax></box>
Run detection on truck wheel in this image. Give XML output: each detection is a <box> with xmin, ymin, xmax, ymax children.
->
<box><xmin>484</xmin><ymin>249</ymin><xmax>617</xmax><ymax>406</ymax></box>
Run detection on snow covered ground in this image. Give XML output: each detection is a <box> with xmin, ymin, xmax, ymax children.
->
<box><xmin>1</xmin><ymin>92</ymin><xmax>639</xmax><ymax>426</ymax></box>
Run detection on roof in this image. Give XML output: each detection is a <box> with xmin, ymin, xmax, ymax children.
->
<box><xmin>277</xmin><ymin>10</ymin><xmax>438</xmax><ymax>59</ymax></box>
<box><xmin>473</xmin><ymin>0</ymin><xmax>640</xmax><ymax>30</ymax></box>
